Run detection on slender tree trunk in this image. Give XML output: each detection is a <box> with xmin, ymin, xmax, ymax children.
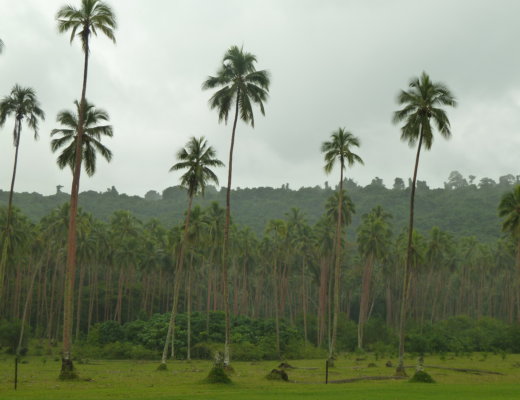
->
<box><xmin>358</xmin><ymin>253</ymin><xmax>374</xmax><ymax>350</ymax></box>
<box><xmin>61</xmin><ymin>36</ymin><xmax>90</xmax><ymax>379</ymax></box>
<box><xmin>273</xmin><ymin>258</ymin><xmax>280</xmax><ymax>358</ymax></box>
<box><xmin>161</xmin><ymin>195</ymin><xmax>193</xmax><ymax>366</ymax></box>
<box><xmin>301</xmin><ymin>257</ymin><xmax>308</xmax><ymax>344</ymax></box>
<box><xmin>330</xmin><ymin>163</ymin><xmax>344</xmax><ymax>358</ymax></box>
<box><xmin>17</xmin><ymin>257</ymin><xmax>42</xmax><ymax>356</ymax></box>
<box><xmin>75</xmin><ymin>264</ymin><xmax>85</xmax><ymax>341</ymax></box>
<box><xmin>187</xmin><ymin>252</ymin><xmax>194</xmax><ymax>361</ymax></box>
<box><xmin>222</xmin><ymin>92</ymin><xmax>240</xmax><ymax>365</ymax></box>
<box><xmin>396</xmin><ymin>132</ymin><xmax>423</xmax><ymax>376</ymax></box>
<box><xmin>0</xmin><ymin>119</ymin><xmax>21</xmax><ymax>302</ymax></box>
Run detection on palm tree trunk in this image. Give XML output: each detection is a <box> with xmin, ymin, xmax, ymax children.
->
<box><xmin>187</xmin><ymin>252</ymin><xmax>194</xmax><ymax>361</ymax></box>
<box><xmin>222</xmin><ymin>92</ymin><xmax>240</xmax><ymax>365</ymax></box>
<box><xmin>358</xmin><ymin>253</ymin><xmax>374</xmax><ymax>350</ymax></box>
<box><xmin>161</xmin><ymin>195</ymin><xmax>193</xmax><ymax>366</ymax></box>
<box><xmin>396</xmin><ymin>132</ymin><xmax>423</xmax><ymax>376</ymax></box>
<box><xmin>330</xmin><ymin>163</ymin><xmax>344</xmax><ymax>358</ymax></box>
<box><xmin>302</xmin><ymin>257</ymin><xmax>308</xmax><ymax>344</ymax></box>
<box><xmin>273</xmin><ymin>258</ymin><xmax>280</xmax><ymax>358</ymax></box>
<box><xmin>61</xmin><ymin>35</ymin><xmax>90</xmax><ymax>379</ymax></box>
<box><xmin>0</xmin><ymin>119</ymin><xmax>21</xmax><ymax>303</ymax></box>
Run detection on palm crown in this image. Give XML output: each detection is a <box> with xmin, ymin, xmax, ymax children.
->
<box><xmin>169</xmin><ymin>137</ymin><xmax>224</xmax><ymax>198</ymax></box>
<box><xmin>0</xmin><ymin>84</ymin><xmax>45</xmax><ymax>144</ymax></box>
<box><xmin>51</xmin><ymin>100</ymin><xmax>113</xmax><ymax>176</ymax></box>
<box><xmin>498</xmin><ymin>185</ymin><xmax>520</xmax><ymax>239</ymax></box>
<box><xmin>202</xmin><ymin>45</ymin><xmax>270</xmax><ymax>127</ymax></box>
<box><xmin>393</xmin><ymin>71</ymin><xmax>457</xmax><ymax>150</ymax></box>
<box><xmin>321</xmin><ymin>128</ymin><xmax>363</xmax><ymax>174</ymax></box>
<box><xmin>56</xmin><ymin>0</ymin><xmax>117</xmax><ymax>52</ymax></box>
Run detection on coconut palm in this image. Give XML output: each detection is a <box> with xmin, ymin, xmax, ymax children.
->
<box><xmin>202</xmin><ymin>45</ymin><xmax>270</xmax><ymax>364</ymax></box>
<box><xmin>393</xmin><ymin>71</ymin><xmax>456</xmax><ymax>374</ymax></box>
<box><xmin>356</xmin><ymin>207</ymin><xmax>392</xmax><ymax>349</ymax></box>
<box><xmin>0</xmin><ymin>85</ymin><xmax>44</xmax><ymax>301</ymax></box>
<box><xmin>160</xmin><ymin>136</ymin><xmax>223</xmax><ymax>368</ymax></box>
<box><xmin>321</xmin><ymin>128</ymin><xmax>363</xmax><ymax>359</ymax></box>
<box><xmin>499</xmin><ymin>185</ymin><xmax>520</xmax><ymax>273</ymax></box>
<box><xmin>51</xmin><ymin>100</ymin><xmax>113</xmax><ymax>176</ymax></box>
<box><xmin>56</xmin><ymin>0</ymin><xmax>116</xmax><ymax>377</ymax></box>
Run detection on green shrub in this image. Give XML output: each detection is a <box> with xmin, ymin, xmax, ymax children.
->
<box><xmin>204</xmin><ymin>366</ymin><xmax>232</xmax><ymax>384</ymax></box>
<box><xmin>409</xmin><ymin>370</ymin><xmax>435</xmax><ymax>383</ymax></box>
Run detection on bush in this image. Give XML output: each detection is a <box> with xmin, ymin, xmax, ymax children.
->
<box><xmin>0</xmin><ymin>319</ymin><xmax>29</xmax><ymax>354</ymax></box>
<box><xmin>409</xmin><ymin>370</ymin><xmax>435</xmax><ymax>383</ymax></box>
<box><xmin>204</xmin><ymin>366</ymin><xmax>232</xmax><ymax>384</ymax></box>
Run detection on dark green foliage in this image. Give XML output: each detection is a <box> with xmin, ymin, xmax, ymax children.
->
<box><xmin>0</xmin><ymin>319</ymin><xmax>28</xmax><ymax>354</ymax></box>
<box><xmin>409</xmin><ymin>370</ymin><xmax>435</xmax><ymax>383</ymax></box>
<box><xmin>204</xmin><ymin>366</ymin><xmax>232</xmax><ymax>384</ymax></box>
<box><xmin>0</xmin><ymin>174</ymin><xmax>515</xmax><ymax>242</ymax></box>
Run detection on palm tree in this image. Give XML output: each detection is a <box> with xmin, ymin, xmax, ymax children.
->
<box><xmin>499</xmin><ymin>185</ymin><xmax>520</xmax><ymax>276</ymax></box>
<box><xmin>56</xmin><ymin>0</ymin><xmax>116</xmax><ymax>378</ymax></box>
<box><xmin>321</xmin><ymin>128</ymin><xmax>363</xmax><ymax>359</ymax></box>
<box><xmin>202</xmin><ymin>45</ymin><xmax>270</xmax><ymax>364</ymax></box>
<box><xmin>356</xmin><ymin>207</ymin><xmax>391</xmax><ymax>349</ymax></box>
<box><xmin>393</xmin><ymin>71</ymin><xmax>456</xmax><ymax>375</ymax></box>
<box><xmin>0</xmin><ymin>85</ymin><xmax>44</xmax><ymax>301</ymax></box>
<box><xmin>160</xmin><ymin>136</ymin><xmax>223</xmax><ymax>368</ymax></box>
<box><xmin>51</xmin><ymin>100</ymin><xmax>113</xmax><ymax>176</ymax></box>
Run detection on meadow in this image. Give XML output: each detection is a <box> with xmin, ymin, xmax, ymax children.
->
<box><xmin>1</xmin><ymin>353</ymin><xmax>520</xmax><ymax>400</ymax></box>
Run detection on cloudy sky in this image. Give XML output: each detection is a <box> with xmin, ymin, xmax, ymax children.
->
<box><xmin>1</xmin><ymin>0</ymin><xmax>519</xmax><ymax>196</ymax></box>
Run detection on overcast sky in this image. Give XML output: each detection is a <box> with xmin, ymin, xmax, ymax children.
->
<box><xmin>1</xmin><ymin>0</ymin><xmax>519</xmax><ymax>196</ymax></box>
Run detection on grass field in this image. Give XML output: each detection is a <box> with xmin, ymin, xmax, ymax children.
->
<box><xmin>1</xmin><ymin>353</ymin><xmax>519</xmax><ymax>399</ymax></box>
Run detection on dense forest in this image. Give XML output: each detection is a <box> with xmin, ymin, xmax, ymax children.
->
<box><xmin>1</xmin><ymin>171</ymin><xmax>518</xmax><ymax>242</ymax></box>
<box><xmin>1</xmin><ymin>174</ymin><xmax>519</xmax><ymax>361</ymax></box>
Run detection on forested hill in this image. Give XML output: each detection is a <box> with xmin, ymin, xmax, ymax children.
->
<box><xmin>1</xmin><ymin>174</ymin><xmax>518</xmax><ymax>242</ymax></box>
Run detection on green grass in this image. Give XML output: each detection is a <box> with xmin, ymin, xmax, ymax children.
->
<box><xmin>1</xmin><ymin>353</ymin><xmax>520</xmax><ymax>399</ymax></box>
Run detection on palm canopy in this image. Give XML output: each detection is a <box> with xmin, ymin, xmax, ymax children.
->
<box><xmin>321</xmin><ymin>128</ymin><xmax>363</xmax><ymax>175</ymax></box>
<box><xmin>202</xmin><ymin>45</ymin><xmax>270</xmax><ymax>127</ymax></box>
<box><xmin>169</xmin><ymin>137</ymin><xmax>224</xmax><ymax>198</ymax></box>
<box><xmin>50</xmin><ymin>100</ymin><xmax>113</xmax><ymax>176</ymax></box>
<box><xmin>393</xmin><ymin>71</ymin><xmax>457</xmax><ymax>150</ymax></box>
<box><xmin>498</xmin><ymin>185</ymin><xmax>520</xmax><ymax>239</ymax></box>
<box><xmin>0</xmin><ymin>84</ymin><xmax>45</xmax><ymax>144</ymax></box>
<box><xmin>56</xmin><ymin>0</ymin><xmax>117</xmax><ymax>52</ymax></box>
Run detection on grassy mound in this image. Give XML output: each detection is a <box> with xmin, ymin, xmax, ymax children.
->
<box><xmin>204</xmin><ymin>366</ymin><xmax>232</xmax><ymax>384</ymax></box>
<box><xmin>409</xmin><ymin>370</ymin><xmax>436</xmax><ymax>383</ymax></box>
<box><xmin>266</xmin><ymin>369</ymin><xmax>289</xmax><ymax>381</ymax></box>
<box><xmin>156</xmin><ymin>363</ymin><xmax>167</xmax><ymax>371</ymax></box>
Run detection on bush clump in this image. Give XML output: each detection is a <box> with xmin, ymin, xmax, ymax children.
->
<box><xmin>204</xmin><ymin>366</ymin><xmax>232</xmax><ymax>384</ymax></box>
<box><xmin>409</xmin><ymin>370</ymin><xmax>435</xmax><ymax>383</ymax></box>
<box><xmin>266</xmin><ymin>369</ymin><xmax>289</xmax><ymax>381</ymax></box>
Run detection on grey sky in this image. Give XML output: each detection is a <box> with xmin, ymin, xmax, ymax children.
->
<box><xmin>1</xmin><ymin>0</ymin><xmax>519</xmax><ymax>196</ymax></box>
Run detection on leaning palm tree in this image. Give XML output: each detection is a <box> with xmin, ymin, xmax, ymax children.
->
<box><xmin>321</xmin><ymin>128</ymin><xmax>363</xmax><ymax>359</ymax></box>
<box><xmin>56</xmin><ymin>0</ymin><xmax>116</xmax><ymax>378</ymax></box>
<box><xmin>0</xmin><ymin>84</ymin><xmax>44</xmax><ymax>301</ymax></box>
<box><xmin>499</xmin><ymin>185</ymin><xmax>520</xmax><ymax>273</ymax></box>
<box><xmin>202</xmin><ymin>45</ymin><xmax>270</xmax><ymax>364</ymax></box>
<box><xmin>51</xmin><ymin>100</ymin><xmax>113</xmax><ymax>175</ymax></box>
<box><xmin>393</xmin><ymin>71</ymin><xmax>456</xmax><ymax>375</ymax></box>
<box><xmin>159</xmin><ymin>136</ymin><xmax>223</xmax><ymax>369</ymax></box>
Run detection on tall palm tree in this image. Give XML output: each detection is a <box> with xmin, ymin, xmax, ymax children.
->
<box><xmin>321</xmin><ymin>128</ymin><xmax>363</xmax><ymax>359</ymax></box>
<box><xmin>393</xmin><ymin>71</ymin><xmax>456</xmax><ymax>375</ymax></box>
<box><xmin>0</xmin><ymin>85</ymin><xmax>44</xmax><ymax>301</ymax></box>
<box><xmin>499</xmin><ymin>185</ymin><xmax>520</xmax><ymax>276</ymax></box>
<box><xmin>160</xmin><ymin>136</ymin><xmax>223</xmax><ymax>368</ymax></box>
<box><xmin>51</xmin><ymin>100</ymin><xmax>113</xmax><ymax>176</ymax></box>
<box><xmin>56</xmin><ymin>0</ymin><xmax>116</xmax><ymax>378</ymax></box>
<box><xmin>202</xmin><ymin>45</ymin><xmax>270</xmax><ymax>364</ymax></box>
